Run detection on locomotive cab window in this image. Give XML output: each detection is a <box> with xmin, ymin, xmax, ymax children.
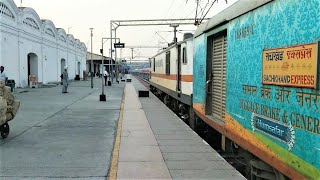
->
<box><xmin>166</xmin><ymin>51</ymin><xmax>170</xmax><ymax>74</ymax></box>
<box><xmin>182</xmin><ymin>47</ymin><xmax>187</xmax><ymax>64</ymax></box>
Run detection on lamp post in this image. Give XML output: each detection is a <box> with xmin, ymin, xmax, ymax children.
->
<box><xmin>100</xmin><ymin>37</ymin><xmax>121</xmax><ymax>101</ymax></box>
<box><xmin>114</xmin><ymin>29</ymin><xmax>117</xmax><ymax>83</ymax></box>
<box><xmin>100</xmin><ymin>38</ymin><xmax>106</xmax><ymax>101</ymax></box>
<box><xmin>90</xmin><ymin>28</ymin><xmax>94</xmax><ymax>89</ymax></box>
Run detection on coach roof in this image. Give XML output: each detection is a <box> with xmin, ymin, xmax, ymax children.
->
<box><xmin>194</xmin><ymin>0</ymin><xmax>272</xmax><ymax>37</ymax></box>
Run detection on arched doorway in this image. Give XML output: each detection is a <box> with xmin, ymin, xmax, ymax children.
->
<box><xmin>27</xmin><ymin>53</ymin><xmax>38</xmax><ymax>86</ymax></box>
<box><xmin>61</xmin><ymin>59</ymin><xmax>66</xmax><ymax>75</ymax></box>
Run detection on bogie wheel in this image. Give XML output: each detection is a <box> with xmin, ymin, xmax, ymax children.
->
<box><xmin>1</xmin><ymin>123</ymin><xmax>10</xmax><ymax>139</ymax></box>
<box><xmin>163</xmin><ymin>95</ymin><xmax>170</xmax><ymax>106</ymax></box>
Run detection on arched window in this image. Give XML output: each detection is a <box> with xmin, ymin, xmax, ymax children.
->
<box><xmin>59</xmin><ymin>35</ymin><xmax>66</xmax><ymax>42</ymax></box>
<box><xmin>23</xmin><ymin>17</ymin><xmax>40</xmax><ymax>30</ymax></box>
<box><xmin>0</xmin><ymin>2</ymin><xmax>15</xmax><ymax>20</ymax></box>
<box><xmin>45</xmin><ymin>28</ymin><xmax>55</xmax><ymax>37</ymax></box>
<box><xmin>69</xmin><ymin>40</ymin><xmax>74</xmax><ymax>46</ymax></box>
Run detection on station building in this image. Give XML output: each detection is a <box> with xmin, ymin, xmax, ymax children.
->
<box><xmin>0</xmin><ymin>0</ymin><xmax>87</xmax><ymax>87</ymax></box>
<box><xmin>86</xmin><ymin>52</ymin><xmax>116</xmax><ymax>76</ymax></box>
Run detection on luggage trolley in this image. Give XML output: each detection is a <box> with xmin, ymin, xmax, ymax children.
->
<box><xmin>0</xmin><ymin>121</ymin><xmax>10</xmax><ymax>138</ymax></box>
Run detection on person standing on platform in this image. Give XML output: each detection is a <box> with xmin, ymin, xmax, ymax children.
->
<box><xmin>0</xmin><ymin>66</ymin><xmax>8</xmax><ymax>84</ymax></box>
<box><xmin>104</xmin><ymin>69</ymin><xmax>109</xmax><ymax>86</ymax></box>
<box><xmin>62</xmin><ymin>66</ymin><xmax>69</xmax><ymax>93</ymax></box>
<box><xmin>112</xmin><ymin>70</ymin><xmax>115</xmax><ymax>78</ymax></box>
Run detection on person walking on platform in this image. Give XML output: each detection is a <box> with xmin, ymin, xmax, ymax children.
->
<box><xmin>62</xmin><ymin>66</ymin><xmax>69</xmax><ymax>93</ymax></box>
<box><xmin>104</xmin><ymin>69</ymin><xmax>109</xmax><ymax>86</ymax></box>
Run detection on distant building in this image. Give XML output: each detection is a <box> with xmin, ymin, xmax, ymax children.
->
<box><xmin>86</xmin><ymin>52</ymin><xmax>115</xmax><ymax>74</ymax></box>
<box><xmin>0</xmin><ymin>0</ymin><xmax>87</xmax><ymax>87</ymax></box>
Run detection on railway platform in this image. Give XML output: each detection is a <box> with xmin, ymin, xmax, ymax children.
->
<box><xmin>110</xmin><ymin>76</ymin><xmax>245</xmax><ymax>180</ymax></box>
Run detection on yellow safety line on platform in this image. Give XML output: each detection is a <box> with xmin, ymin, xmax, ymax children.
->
<box><xmin>107</xmin><ymin>89</ymin><xmax>125</xmax><ymax>180</ymax></box>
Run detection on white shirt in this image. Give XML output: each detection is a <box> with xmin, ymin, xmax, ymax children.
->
<box><xmin>0</xmin><ymin>71</ymin><xmax>7</xmax><ymax>82</ymax></box>
<box><xmin>104</xmin><ymin>70</ymin><xmax>109</xmax><ymax>76</ymax></box>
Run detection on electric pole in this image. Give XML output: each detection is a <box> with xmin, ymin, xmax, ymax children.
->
<box><xmin>89</xmin><ymin>28</ymin><xmax>94</xmax><ymax>89</ymax></box>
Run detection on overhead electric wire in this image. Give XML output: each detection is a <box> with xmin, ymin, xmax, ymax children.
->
<box><xmin>198</xmin><ymin>0</ymin><xmax>211</xmax><ymax>20</ymax></box>
<box><xmin>164</xmin><ymin>0</ymin><xmax>178</xmax><ymax>19</ymax></box>
<box><xmin>159</xmin><ymin>0</ymin><xmax>202</xmax><ymax>43</ymax></box>
<box><xmin>157</xmin><ymin>0</ymin><xmax>185</xmax><ymax>44</ymax></box>
<box><xmin>166</xmin><ymin>0</ymin><xmax>189</xmax><ymax>21</ymax></box>
<box><xmin>199</xmin><ymin>0</ymin><xmax>218</xmax><ymax>24</ymax></box>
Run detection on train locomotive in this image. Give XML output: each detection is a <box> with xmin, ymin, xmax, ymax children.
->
<box><xmin>148</xmin><ymin>0</ymin><xmax>320</xmax><ymax>179</ymax></box>
<box><xmin>150</xmin><ymin>33</ymin><xmax>194</xmax><ymax>121</ymax></box>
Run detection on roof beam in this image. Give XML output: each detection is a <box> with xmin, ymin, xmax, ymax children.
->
<box><xmin>111</xmin><ymin>18</ymin><xmax>210</xmax><ymax>28</ymax></box>
<box><xmin>125</xmin><ymin>46</ymin><xmax>166</xmax><ymax>49</ymax></box>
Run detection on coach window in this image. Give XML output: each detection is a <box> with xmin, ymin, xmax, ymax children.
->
<box><xmin>153</xmin><ymin>58</ymin><xmax>155</xmax><ymax>72</ymax></box>
<box><xmin>166</xmin><ymin>51</ymin><xmax>170</xmax><ymax>74</ymax></box>
<box><xmin>182</xmin><ymin>47</ymin><xmax>187</xmax><ymax>64</ymax></box>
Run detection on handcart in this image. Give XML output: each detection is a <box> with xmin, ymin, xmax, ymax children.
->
<box><xmin>0</xmin><ymin>82</ymin><xmax>20</xmax><ymax>139</ymax></box>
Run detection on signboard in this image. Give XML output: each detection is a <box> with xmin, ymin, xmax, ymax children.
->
<box><xmin>262</xmin><ymin>43</ymin><xmax>319</xmax><ymax>89</ymax></box>
<box><xmin>114</xmin><ymin>43</ymin><xmax>125</xmax><ymax>48</ymax></box>
<box><xmin>251</xmin><ymin>114</ymin><xmax>295</xmax><ymax>151</ymax></box>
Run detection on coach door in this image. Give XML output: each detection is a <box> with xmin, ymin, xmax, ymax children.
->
<box><xmin>177</xmin><ymin>45</ymin><xmax>182</xmax><ymax>92</ymax></box>
<box><xmin>206</xmin><ymin>34</ymin><xmax>227</xmax><ymax>122</ymax></box>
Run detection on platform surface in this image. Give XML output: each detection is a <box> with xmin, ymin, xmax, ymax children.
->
<box><xmin>0</xmin><ymin>79</ymin><xmax>124</xmax><ymax>180</ymax></box>
<box><xmin>116</xmin><ymin>77</ymin><xmax>245</xmax><ymax>180</ymax></box>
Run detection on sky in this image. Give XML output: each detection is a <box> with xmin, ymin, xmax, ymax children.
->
<box><xmin>13</xmin><ymin>0</ymin><xmax>238</xmax><ymax>59</ymax></box>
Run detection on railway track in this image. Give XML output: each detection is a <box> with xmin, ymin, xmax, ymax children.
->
<box><xmin>131</xmin><ymin>72</ymin><xmax>149</xmax><ymax>89</ymax></box>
